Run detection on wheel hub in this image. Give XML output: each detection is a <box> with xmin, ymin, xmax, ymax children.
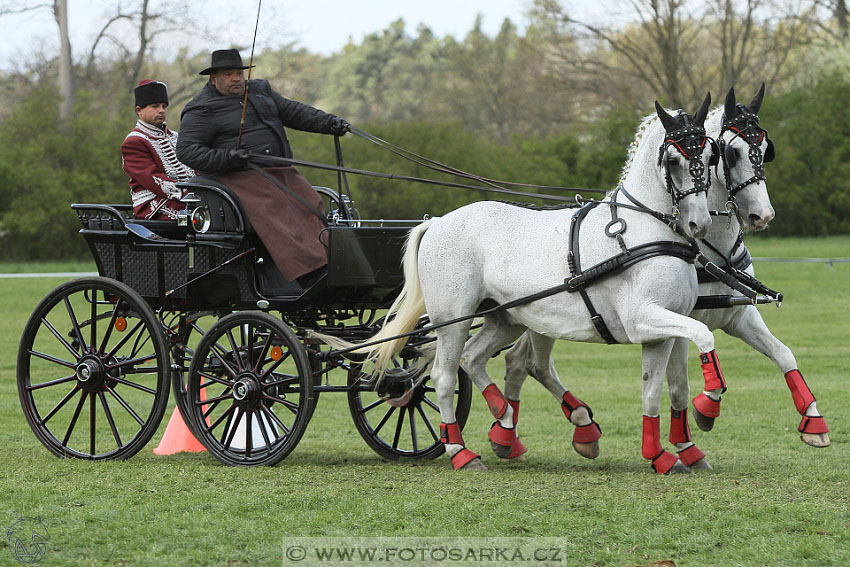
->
<box><xmin>232</xmin><ymin>374</ymin><xmax>261</xmax><ymax>408</ymax></box>
<box><xmin>75</xmin><ymin>356</ymin><xmax>106</xmax><ymax>391</ymax></box>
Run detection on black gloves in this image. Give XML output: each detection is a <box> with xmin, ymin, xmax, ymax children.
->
<box><xmin>229</xmin><ymin>148</ymin><xmax>250</xmax><ymax>169</ymax></box>
<box><xmin>329</xmin><ymin>116</ymin><xmax>351</xmax><ymax>136</ymax></box>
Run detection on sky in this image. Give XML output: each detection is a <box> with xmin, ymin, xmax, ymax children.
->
<box><xmin>0</xmin><ymin>0</ymin><xmax>587</xmax><ymax>71</ymax></box>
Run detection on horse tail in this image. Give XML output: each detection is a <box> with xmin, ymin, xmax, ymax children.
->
<box><xmin>368</xmin><ymin>218</ymin><xmax>434</xmax><ymax>377</ymax></box>
<box><xmin>309</xmin><ymin>218</ymin><xmax>435</xmax><ymax>380</ymax></box>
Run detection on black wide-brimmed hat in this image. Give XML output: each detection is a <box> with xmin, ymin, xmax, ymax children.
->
<box><xmin>199</xmin><ymin>49</ymin><xmax>254</xmax><ymax>75</ymax></box>
<box><xmin>134</xmin><ymin>79</ymin><xmax>168</xmax><ymax>107</ymax></box>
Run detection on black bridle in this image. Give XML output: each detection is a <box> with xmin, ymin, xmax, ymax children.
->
<box><xmin>718</xmin><ymin>103</ymin><xmax>775</xmax><ymax>203</ymax></box>
<box><xmin>657</xmin><ymin>110</ymin><xmax>718</xmax><ymax>211</ymax></box>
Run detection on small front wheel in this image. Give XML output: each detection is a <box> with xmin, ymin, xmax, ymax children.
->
<box><xmin>185</xmin><ymin>312</ymin><xmax>314</xmax><ymax>466</ymax></box>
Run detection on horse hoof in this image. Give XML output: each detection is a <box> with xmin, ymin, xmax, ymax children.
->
<box><xmin>461</xmin><ymin>457</ymin><xmax>487</xmax><ymax>471</ymax></box>
<box><xmin>489</xmin><ymin>441</ymin><xmax>513</xmax><ymax>459</ymax></box>
<box><xmin>666</xmin><ymin>460</ymin><xmax>692</xmax><ymax>474</ymax></box>
<box><xmin>801</xmin><ymin>432</ymin><xmax>830</xmax><ymax>448</ymax></box>
<box><xmin>689</xmin><ymin>458</ymin><xmax>713</xmax><ymax>471</ymax></box>
<box><xmin>501</xmin><ymin>453</ymin><xmax>527</xmax><ymax>462</ymax></box>
<box><xmin>572</xmin><ymin>440</ymin><xmax>599</xmax><ymax>460</ymax></box>
<box><xmin>693</xmin><ymin>409</ymin><xmax>715</xmax><ymax>432</ymax></box>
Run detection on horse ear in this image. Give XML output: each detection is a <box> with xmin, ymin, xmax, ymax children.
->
<box><xmin>693</xmin><ymin>92</ymin><xmax>711</xmax><ymax>125</ymax></box>
<box><xmin>724</xmin><ymin>87</ymin><xmax>737</xmax><ymax>120</ymax></box>
<box><xmin>655</xmin><ymin>101</ymin><xmax>678</xmax><ymax>132</ymax></box>
<box><xmin>748</xmin><ymin>82</ymin><xmax>766</xmax><ymax>114</ymax></box>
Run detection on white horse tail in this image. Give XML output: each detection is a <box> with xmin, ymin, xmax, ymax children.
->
<box><xmin>309</xmin><ymin>218</ymin><xmax>435</xmax><ymax>380</ymax></box>
<box><xmin>368</xmin><ymin>218</ymin><xmax>435</xmax><ymax>377</ymax></box>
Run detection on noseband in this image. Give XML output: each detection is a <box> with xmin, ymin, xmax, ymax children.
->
<box><xmin>719</xmin><ymin>104</ymin><xmax>774</xmax><ymax>201</ymax></box>
<box><xmin>657</xmin><ymin>111</ymin><xmax>716</xmax><ymax>211</ymax></box>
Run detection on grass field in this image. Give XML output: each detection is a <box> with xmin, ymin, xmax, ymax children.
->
<box><xmin>1</xmin><ymin>237</ymin><xmax>848</xmax><ymax>566</ymax></box>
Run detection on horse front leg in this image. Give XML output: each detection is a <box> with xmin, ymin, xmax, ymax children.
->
<box><xmin>641</xmin><ymin>340</ymin><xmax>691</xmax><ymax>474</ymax></box>
<box><xmin>722</xmin><ymin>307</ymin><xmax>830</xmax><ymax>447</ymax></box>
<box><xmin>667</xmin><ymin>337</ymin><xmax>711</xmax><ymax>470</ymax></box>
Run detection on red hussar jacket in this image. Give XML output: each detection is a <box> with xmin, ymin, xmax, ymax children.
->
<box><xmin>121</xmin><ymin>120</ymin><xmax>196</xmax><ymax>220</ymax></box>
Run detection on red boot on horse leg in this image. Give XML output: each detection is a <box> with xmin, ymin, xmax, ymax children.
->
<box><xmin>643</xmin><ymin>415</ymin><xmax>690</xmax><ymax>474</ymax></box>
<box><xmin>483</xmin><ymin>384</ymin><xmax>526</xmax><ymax>460</ymax></box>
<box><xmin>692</xmin><ymin>350</ymin><xmax>726</xmax><ymax>431</ymax></box>
<box><xmin>440</xmin><ymin>421</ymin><xmax>486</xmax><ymax>470</ymax></box>
<box><xmin>561</xmin><ymin>391</ymin><xmax>602</xmax><ymax>459</ymax></box>
<box><xmin>785</xmin><ymin>369</ymin><xmax>830</xmax><ymax>447</ymax></box>
<box><xmin>669</xmin><ymin>408</ymin><xmax>711</xmax><ymax>470</ymax></box>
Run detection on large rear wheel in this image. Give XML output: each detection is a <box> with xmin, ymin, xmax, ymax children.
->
<box><xmin>185</xmin><ymin>312</ymin><xmax>314</xmax><ymax>466</ymax></box>
<box><xmin>17</xmin><ymin>277</ymin><xmax>170</xmax><ymax>460</ymax></box>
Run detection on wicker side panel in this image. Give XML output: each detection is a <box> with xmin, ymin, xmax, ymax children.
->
<box><xmin>121</xmin><ymin>244</ymin><xmax>158</xmax><ymax>297</ymax></box>
<box><xmin>215</xmin><ymin>247</ymin><xmax>255</xmax><ymax>302</ymax></box>
<box><xmin>93</xmin><ymin>242</ymin><xmax>117</xmax><ymax>279</ymax></box>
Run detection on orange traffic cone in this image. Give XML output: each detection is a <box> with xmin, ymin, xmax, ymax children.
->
<box><xmin>152</xmin><ymin>407</ymin><xmax>207</xmax><ymax>455</ymax></box>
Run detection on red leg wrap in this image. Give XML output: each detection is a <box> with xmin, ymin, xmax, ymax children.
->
<box><xmin>507</xmin><ymin>437</ymin><xmax>528</xmax><ymax>459</ymax></box>
<box><xmin>440</xmin><ymin>421</ymin><xmax>465</xmax><ymax>445</ymax></box>
<box><xmin>561</xmin><ymin>391</ymin><xmax>593</xmax><ymax>421</ymax></box>
<box><xmin>651</xmin><ymin>451</ymin><xmax>681</xmax><ymax>474</ymax></box>
<box><xmin>482</xmin><ymin>383</ymin><xmax>507</xmax><ymax>419</ymax></box>
<box><xmin>784</xmin><ymin>369</ymin><xmax>816</xmax><ymax>415</ymax></box>
<box><xmin>441</xmin><ymin>422</ymin><xmax>480</xmax><ymax>469</ymax></box>
<box><xmin>507</xmin><ymin>399</ymin><xmax>520</xmax><ymax>426</ymax></box>
<box><xmin>669</xmin><ymin>408</ymin><xmax>692</xmax><ymax>444</ymax></box>
<box><xmin>700</xmin><ymin>350</ymin><xmax>726</xmax><ymax>392</ymax></box>
<box><xmin>677</xmin><ymin>444</ymin><xmax>706</xmax><ymax>467</ymax></box>
<box><xmin>573</xmin><ymin>421</ymin><xmax>602</xmax><ymax>444</ymax></box>
<box><xmin>450</xmin><ymin>448</ymin><xmax>481</xmax><ymax>470</ymax></box>
<box><xmin>693</xmin><ymin>392</ymin><xmax>721</xmax><ymax>419</ymax></box>
<box><xmin>799</xmin><ymin>416</ymin><xmax>830</xmax><ymax>434</ymax></box>
<box><xmin>488</xmin><ymin>422</ymin><xmax>518</xmax><ymax>447</ymax></box>
<box><xmin>641</xmin><ymin>415</ymin><xmax>663</xmax><ymax>460</ymax></box>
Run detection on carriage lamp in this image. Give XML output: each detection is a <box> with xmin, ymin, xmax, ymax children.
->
<box><xmin>176</xmin><ymin>192</ymin><xmax>211</xmax><ymax>233</ymax></box>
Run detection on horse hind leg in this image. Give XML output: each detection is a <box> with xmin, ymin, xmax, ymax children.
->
<box><xmin>517</xmin><ymin>332</ymin><xmax>602</xmax><ymax>460</ymax></box>
<box><xmin>459</xmin><ymin>317</ymin><xmax>525</xmax><ymax>461</ymax></box>
<box><xmin>433</xmin><ymin>324</ymin><xmax>487</xmax><ymax>470</ymax></box>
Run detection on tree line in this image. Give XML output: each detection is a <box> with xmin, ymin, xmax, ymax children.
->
<box><xmin>0</xmin><ymin>0</ymin><xmax>848</xmax><ymax>260</ymax></box>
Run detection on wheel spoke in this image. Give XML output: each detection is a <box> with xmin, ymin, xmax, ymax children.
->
<box><xmin>224</xmin><ymin>329</ymin><xmax>244</xmax><ymax>372</ymax></box>
<box><xmin>63</xmin><ymin>295</ymin><xmax>86</xmax><ymax>352</ymax></box>
<box><xmin>40</xmin><ymin>385</ymin><xmax>81</xmax><ymax>426</ymax></box>
<box><xmin>392</xmin><ymin>407</ymin><xmax>405</xmax><ymax>450</ymax></box>
<box><xmin>408</xmin><ymin>407</ymin><xmax>418</xmax><ymax>453</ymax></box>
<box><xmin>27</xmin><ymin>374</ymin><xmax>77</xmax><ymax>391</ymax></box>
<box><xmin>106</xmin><ymin>376</ymin><xmax>157</xmax><ymax>395</ymax></box>
<box><xmin>421</xmin><ymin>394</ymin><xmax>440</xmax><ymax>412</ymax></box>
<box><xmin>244</xmin><ymin>411</ymin><xmax>253</xmax><ymax>458</ymax></box>
<box><xmin>104</xmin><ymin>319</ymin><xmax>146</xmax><ymax>360</ymax></box>
<box><xmin>205</xmin><ymin>402</ymin><xmax>235</xmax><ymax>435</ymax></box>
<box><xmin>260</xmin><ymin>403</ymin><xmax>288</xmax><ymax>436</ymax></box>
<box><xmin>255</xmin><ymin>409</ymin><xmax>273</xmax><ymax>452</ymax></box>
<box><xmin>27</xmin><ymin>349</ymin><xmax>77</xmax><ymax>370</ymax></box>
<box><xmin>222</xmin><ymin>408</ymin><xmax>244</xmax><ymax>450</ymax></box>
<box><xmin>97</xmin><ymin>299</ymin><xmax>122</xmax><ymax>355</ymax></box>
<box><xmin>89</xmin><ymin>392</ymin><xmax>96</xmax><ymax>455</ymax></box>
<box><xmin>106</xmin><ymin>353</ymin><xmax>158</xmax><ymax>370</ymax></box>
<box><xmin>202</xmin><ymin>387</ymin><xmax>233</xmax><ymax>418</ymax></box>
<box><xmin>261</xmin><ymin>394</ymin><xmax>300</xmax><ymax>415</ymax></box>
<box><xmin>104</xmin><ymin>383</ymin><xmax>145</xmax><ymax>426</ymax></box>
<box><xmin>415</xmin><ymin>403</ymin><xmax>439</xmax><ymax>443</ymax></box>
<box><xmin>371</xmin><ymin>405</ymin><xmax>396</xmax><ymax>436</ymax></box>
<box><xmin>39</xmin><ymin>317</ymin><xmax>82</xmax><ymax>361</ymax></box>
<box><xmin>98</xmin><ymin>391</ymin><xmax>123</xmax><ymax>447</ymax></box>
<box><xmin>208</xmin><ymin>342</ymin><xmax>240</xmax><ymax>379</ymax></box>
<box><xmin>89</xmin><ymin>288</ymin><xmax>98</xmax><ymax>353</ymax></box>
<box><xmin>61</xmin><ymin>390</ymin><xmax>87</xmax><ymax>447</ymax></box>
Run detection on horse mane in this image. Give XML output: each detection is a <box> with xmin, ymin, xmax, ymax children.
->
<box><xmin>617</xmin><ymin>113</ymin><xmax>660</xmax><ymax>185</ymax></box>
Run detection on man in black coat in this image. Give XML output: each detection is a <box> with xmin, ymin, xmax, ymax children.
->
<box><xmin>176</xmin><ymin>49</ymin><xmax>350</xmax><ymax>284</ymax></box>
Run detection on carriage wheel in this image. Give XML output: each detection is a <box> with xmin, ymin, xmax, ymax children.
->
<box><xmin>347</xmin><ymin>358</ymin><xmax>472</xmax><ymax>461</ymax></box>
<box><xmin>17</xmin><ymin>277</ymin><xmax>170</xmax><ymax>460</ymax></box>
<box><xmin>186</xmin><ymin>312</ymin><xmax>314</xmax><ymax>466</ymax></box>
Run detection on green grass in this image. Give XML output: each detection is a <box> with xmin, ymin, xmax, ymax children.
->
<box><xmin>1</xmin><ymin>238</ymin><xmax>848</xmax><ymax>566</ymax></box>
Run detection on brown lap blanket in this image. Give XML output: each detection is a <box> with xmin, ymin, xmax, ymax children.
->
<box><xmin>212</xmin><ymin>166</ymin><xmax>327</xmax><ymax>280</ymax></box>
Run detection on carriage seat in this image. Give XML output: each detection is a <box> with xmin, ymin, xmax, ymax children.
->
<box><xmin>176</xmin><ymin>176</ymin><xmax>254</xmax><ymax>235</ymax></box>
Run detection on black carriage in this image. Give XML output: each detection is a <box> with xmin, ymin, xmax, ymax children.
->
<box><xmin>17</xmin><ymin>174</ymin><xmax>472</xmax><ymax>466</ymax></box>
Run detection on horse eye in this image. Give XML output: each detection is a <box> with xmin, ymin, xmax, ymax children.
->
<box><xmin>666</xmin><ymin>156</ymin><xmax>679</xmax><ymax>168</ymax></box>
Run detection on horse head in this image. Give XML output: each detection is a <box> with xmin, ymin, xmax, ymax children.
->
<box><xmin>653</xmin><ymin>92</ymin><xmax>715</xmax><ymax>239</ymax></box>
<box><xmin>716</xmin><ymin>83</ymin><xmax>776</xmax><ymax>231</ymax></box>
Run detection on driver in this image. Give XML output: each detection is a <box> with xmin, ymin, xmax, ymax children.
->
<box><xmin>121</xmin><ymin>80</ymin><xmax>196</xmax><ymax>220</ymax></box>
<box><xmin>176</xmin><ymin>49</ymin><xmax>350</xmax><ymax>285</ymax></box>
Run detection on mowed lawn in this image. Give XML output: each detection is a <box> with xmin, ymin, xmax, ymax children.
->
<box><xmin>1</xmin><ymin>236</ymin><xmax>848</xmax><ymax>566</ymax></box>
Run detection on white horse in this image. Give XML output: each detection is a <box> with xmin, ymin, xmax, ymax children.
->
<box><xmin>503</xmin><ymin>84</ymin><xmax>828</xmax><ymax>468</ymax></box>
<box><xmin>320</xmin><ymin>94</ymin><xmax>724</xmax><ymax>474</ymax></box>
<box><xmin>685</xmin><ymin>84</ymin><xmax>830</xmax><ymax>446</ymax></box>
